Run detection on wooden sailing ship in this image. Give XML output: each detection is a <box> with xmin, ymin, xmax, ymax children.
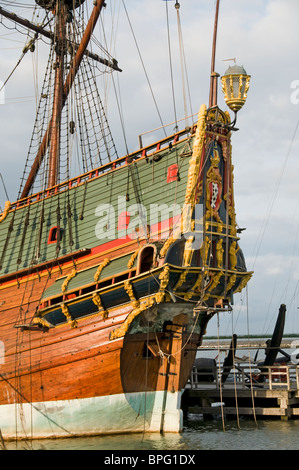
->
<box><xmin>0</xmin><ymin>0</ymin><xmax>252</xmax><ymax>439</ymax></box>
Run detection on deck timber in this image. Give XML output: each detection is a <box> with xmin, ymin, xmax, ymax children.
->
<box><xmin>182</xmin><ymin>364</ymin><xmax>299</xmax><ymax>420</ymax></box>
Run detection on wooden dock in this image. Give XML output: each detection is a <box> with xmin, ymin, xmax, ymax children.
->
<box><xmin>200</xmin><ymin>338</ymin><xmax>294</xmax><ymax>350</ymax></box>
<box><xmin>182</xmin><ymin>363</ymin><xmax>299</xmax><ymax>420</ymax></box>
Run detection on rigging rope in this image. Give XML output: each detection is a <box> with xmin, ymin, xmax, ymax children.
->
<box><xmin>250</xmin><ymin>117</ymin><xmax>299</xmax><ymax>272</ymax></box>
<box><xmin>0</xmin><ymin>371</ymin><xmax>76</xmax><ymax>438</ymax></box>
<box><xmin>121</xmin><ymin>0</ymin><xmax>166</xmax><ymax>138</ymax></box>
<box><xmin>246</xmin><ymin>285</ymin><xmax>258</xmax><ymax>426</ymax></box>
<box><xmin>165</xmin><ymin>0</ymin><xmax>178</xmax><ymax>132</ymax></box>
<box><xmin>16</xmin><ymin>5</ymin><xmax>118</xmax><ymax>196</ymax></box>
<box><xmin>0</xmin><ymin>35</ymin><xmax>37</xmax><ymax>94</ymax></box>
<box><xmin>175</xmin><ymin>1</ymin><xmax>193</xmax><ymax>128</ymax></box>
<box><xmin>216</xmin><ymin>312</ymin><xmax>225</xmax><ymax>431</ymax></box>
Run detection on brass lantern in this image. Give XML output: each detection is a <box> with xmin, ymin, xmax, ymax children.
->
<box><xmin>221</xmin><ymin>65</ymin><xmax>250</xmax><ymax>113</ymax></box>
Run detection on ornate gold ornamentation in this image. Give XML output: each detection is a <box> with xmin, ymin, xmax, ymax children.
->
<box><xmin>155</xmin><ymin>291</ymin><xmax>165</xmax><ymax>304</ymax></box>
<box><xmin>124</xmin><ymin>280</ymin><xmax>140</xmax><ymax>308</ymax></box>
<box><xmin>92</xmin><ymin>292</ymin><xmax>108</xmax><ymax>320</ymax></box>
<box><xmin>184</xmin><ymin>104</ymin><xmax>207</xmax><ymax>208</ymax></box>
<box><xmin>216</xmin><ymin>238</ymin><xmax>224</xmax><ymax>268</ymax></box>
<box><xmin>226</xmin><ymin>274</ymin><xmax>237</xmax><ymax>293</ymax></box>
<box><xmin>110</xmin><ymin>297</ymin><xmax>155</xmax><ymax>340</ymax></box>
<box><xmin>127</xmin><ymin>249</ymin><xmax>140</xmax><ymax>268</ymax></box>
<box><xmin>32</xmin><ymin>317</ymin><xmax>52</xmax><ymax>328</ymax></box>
<box><xmin>159</xmin><ymin>265</ymin><xmax>170</xmax><ymax>290</ymax></box>
<box><xmin>94</xmin><ymin>258</ymin><xmax>110</xmax><ymax>282</ymax></box>
<box><xmin>206</xmin><ymin>107</ymin><xmax>229</xmax><ymax>125</ymax></box>
<box><xmin>183</xmin><ymin>236</ymin><xmax>195</xmax><ymax>266</ymax></box>
<box><xmin>222</xmin><ymin>142</ymin><xmax>238</xmax><ymax>236</ymax></box>
<box><xmin>0</xmin><ymin>201</ymin><xmax>11</xmax><ymax>223</ymax></box>
<box><xmin>200</xmin><ymin>236</ymin><xmax>211</xmax><ymax>267</ymax></box>
<box><xmin>187</xmin><ymin>271</ymin><xmax>211</xmax><ymax>300</ymax></box>
<box><xmin>155</xmin><ymin>265</ymin><xmax>170</xmax><ymax>304</ymax></box>
<box><xmin>61</xmin><ymin>268</ymin><xmax>77</xmax><ymax>293</ymax></box>
<box><xmin>208</xmin><ymin>271</ymin><xmax>223</xmax><ymax>294</ymax></box>
<box><xmin>159</xmin><ymin>106</ymin><xmax>207</xmax><ymax>262</ymax></box>
<box><xmin>229</xmin><ymin>241</ymin><xmax>239</xmax><ymax>271</ymax></box>
<box><xmin>174</xmin><ymin>269</ymin><xmax>189</xmax><ymax>291</ymax></box>
<box><xmin>191</xmin><ymin>273</ymin><xmax>203</xmax><ymax>293</ymax></box>
<box><xmin>61</xmin><ymin>303</ymin><xmax>77</xmax><ymax>329</ymax></box>
<box><xmin>160</xmin><ymin>236</ymin><xmax>174</xmax><ymax>259</ymax></box>
<box><xmin>183</xmin><ymin>291</ymin><xmax>194</xmax><ymax>300</ymax></box>
<box><xmin>234</xmin><ymin>272</ymin><xmax>253</xmax><ymax>293</ymax></box>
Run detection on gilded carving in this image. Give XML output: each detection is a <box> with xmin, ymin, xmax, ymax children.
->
<box><xmin>183</xmin><ymin>236</ymin><xmax>195</xmax><ymax>266</ymax></box>
<box><xmin>160</xmin><ymin>236</ymin><xmax>174</xmax><ymax>259</ymax></box>
<box><xmin>159</xmin><ymin>265</ymin><xmax>170</xmax><ymax>290</ymax></box>
<box><xmin>61</xmin><ymin>268</ymin><xmax>77</xmax><ymax>293</ymax></box>
<box><xmin>127</xmin><ymin>248</ymin><xmax>141</xmax><ymax>268</ymax></box>
<box><xmin>229</xmin><ymin>241</ymin><xmax>239</xmax><ymax>271</ymax></box>
<box><xmin>32</xmin><ymin>316</ymin><xmax>52</xmax><ymax>328</ymax></box>
<box><xmin>174</xmin><ymin>269</ymin><xmax>189</xmax><ymax>291</ymax></box>
<box><xmin>160</xmin><ymin>105</ymin><xmax>207</xmax><ymax>261</ymax></box>
<box><xmin>184</xmin><ymin>104</ymin><xmax>207</xmax><ymax>208</ymax></box>
<box><xmin>61</xmin><ymin>303</ymin><xmax>77</xmax><ymax>328</ymax></box>
<box><xmin>155</xmin><ymin>265</ymin><xmax>170</xmax><ymax>303</ymax></box>
<box><xmin>222</xmin><ymin>143</ymin><xmax>238</xmax><ymax>236</ymax></box>
<box><xmin>191</xmin><ymin>273</ymin><xmax>203</xmax><ymax>293</ymax></box>
<box><xmin>124</xmin><ymin>280</ymin><xmax>140</xmax><ymax>308</ymax></box>
<box><xmin>92</xmin><ymin>292</ymin><xmax>108</xmax><ymax>320</ymax></box>
<box><xmin>216</xmin><ymin>238</ymin><xmax>224</xmax><ymax>268</ymax></box>
<box><xmin>200</xmin><ymin>236</ymin><xmax>211</xmax><ymax>267</ymax></box>
<box><xmin>208</xmin><ymin>271</ymin><xmax>223</xmax><ymax>294</ymax></box>
<box><xmin>234</xmin><ymin>272</ymin><xmax>253</xmax><ymax>293</ymax></box>
<box><xmin>110</xmin><ymin>297</ymin><xmax>155</xmax><ymax>340</ymax></box>
<box><xmin>94</xmin><ymin>258</ymin><xmax>110</xmax><ymax>282</ymax></box>
<box><xmin>226</xmin><ymin>273</ymin><xmax>237</xmax><ymax>293</ymax></box>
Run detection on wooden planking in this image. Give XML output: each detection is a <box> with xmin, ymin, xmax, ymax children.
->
<box><xmin>0</xmin><ymin>345</ymin><xmax>124</xmax><ymax>404</ymax></box>
<box><xmin>120</xmin><ymin>317</ymin><xmax>201</xmax><ymax>395</ymax></box>
<box><xmin>0</xmin><ymin>311</ymin><xmax>200</xmax><ymax>404</ymax></box>
<box><xmin>0</xmin><ymin>138</ymin><xmax>192</xmax><ymax>276</ymax></box>
<box><xmin>0</xmin><ymin>135</ymin><xmax>200</xmax><ymax>410</ymax></box>
<box><xmin>182</xmin><ymin>379</ymin><xmax>299</xmax><ymax>420</ymax></box>
<box><xmin>187</xmin><ymin>406</ymin><xmax>291</xmax><ymax>417</ymax></box>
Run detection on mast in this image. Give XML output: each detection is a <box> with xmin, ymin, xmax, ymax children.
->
<box><xmin>209</xmin><ymin>0</ymin><xmax>220</xmax><ymax>108</ymax></box>
<box><xmin>48</xmin><ymin>1</ymin><xmax>66</xmax><ymax>188</ymax></box>
<box><xmin>20</xmin><ymin>0</ymin><xmax>108</xmax><ymax>199</ymax></box>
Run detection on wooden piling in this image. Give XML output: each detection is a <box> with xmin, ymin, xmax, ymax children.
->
<box><xmin>183</xmin><ymin>363</ymin><xmax>299</xmax><ymax>421</ymax></box>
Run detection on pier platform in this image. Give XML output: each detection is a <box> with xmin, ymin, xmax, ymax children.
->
<box><xmin>182</xmin><ymin>363</ymin><xmax>299</xmax><ymax>420</ymax></box>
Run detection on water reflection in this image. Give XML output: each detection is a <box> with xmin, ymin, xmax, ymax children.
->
<box><xmin>4</xmin><ymin>416</ymin><xmax>299</xmax><ymax>450</ymax></box>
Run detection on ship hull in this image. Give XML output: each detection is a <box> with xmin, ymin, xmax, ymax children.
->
<box><xmin>0</xmin><ymin>391</ymin><xmax>184</xmax><ymax>439</ymax></box>
<box><xmin>0</xmin><ymin>106</ymin><xmax>251</xmax><ymax>439</ymax></box>
<box><xmin>0</xmin><ymin>302</ymin><xmax>200</xmax><ymax>439</ymax></box>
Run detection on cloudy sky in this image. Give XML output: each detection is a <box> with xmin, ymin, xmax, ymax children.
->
<box><xmin>0</xmin><ymin>0</ymin><xmax>299</xmax><ymax>338</ymax></box>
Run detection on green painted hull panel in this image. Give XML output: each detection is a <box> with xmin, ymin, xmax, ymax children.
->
<box><xmin>0</xmin><ymin>138</ymin><xmax>192</xmax><ymax>277</ymax></box>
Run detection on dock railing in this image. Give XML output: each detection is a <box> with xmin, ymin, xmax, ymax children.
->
<box><xmin>189</xmin><ymin>363</ymin><xmax>299</xmax><ymax>391</ymax></box>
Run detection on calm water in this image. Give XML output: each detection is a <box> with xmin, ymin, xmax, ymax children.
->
<box><xmin>5</xmin><ymin>416</ymin><xmax>299</xmax><ymax>450</ymax></box>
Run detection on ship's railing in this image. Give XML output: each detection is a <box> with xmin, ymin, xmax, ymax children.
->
<box><xmin>137</xmin><ymin>112</ymin><xmax>197</xmax><ymax>148</ymax></box>
<box><xmin>189</xmin><ymin>363</ymin><xmax>299</xmax><ymax>391</ymax></box>
<box><xmin>7</xmin><ymin>125</ymin><xmax>194</xmax><ymax>214</ymax></box>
